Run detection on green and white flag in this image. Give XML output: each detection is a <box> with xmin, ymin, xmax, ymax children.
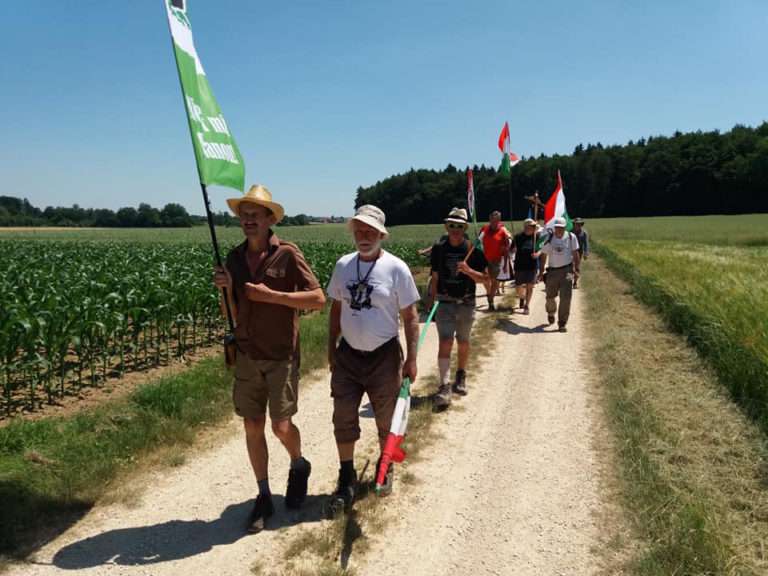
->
<box><xmin>165</xmin><ymin>0</ymin><xmax>244</xmax><ymax>191</ymax></box>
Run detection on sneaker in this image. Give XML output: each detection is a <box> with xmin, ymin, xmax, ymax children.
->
<box><xmin>285</xmin><ymin>458</ymin><xmax>311</xmax><ymax>509</ymax></box>
<box><xmin>523</xmin><ymin>306</ymin><xmax>530</xmax><ymax>315</ymax></box>
<box><xmin>558</xmin><ymin>324</ymin><xmax>567</xmax><ymax>333</ymax></box>
<box><xmin>326</xmin><ymin>467</ymin><xmax>357</xmax><ymax>518</ymax></box>
<box><xmin>452</xmin><ymin>369</ymin><xmax>467</xmax><ymax>396</ymax></box>
<box><xmin>547</xmin><ymin>314</ymin><xmax>555</xmax><ymax>325</ymax></box>
<box><xmin>247</xmin><ymin>494</ymin><xmax>275</xmax><ymax>534</ymax></box>
<box><xmin>376</xmin><ymin>457</ymin><xmax>394</xmax><ymax>496</ymax></box>
<box><xmin>433</xmin><ymin>383</ymin><xmax>452</xmax><ymax>410</ymax></box>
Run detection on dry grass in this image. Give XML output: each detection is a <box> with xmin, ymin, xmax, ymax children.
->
<box><xmin>583</xmin><ymin>255</ymin><xmax>768</xmax><ymax>575</ymax></box>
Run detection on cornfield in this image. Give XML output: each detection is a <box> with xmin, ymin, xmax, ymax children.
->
<box><xmin>0</xmin><ymin>237</ymin><xmax>425</xmax><ymax>416</ymax></box>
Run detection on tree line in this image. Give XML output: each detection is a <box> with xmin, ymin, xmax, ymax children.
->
<box><xmin>354</xmin><ymin>122</ymin><xmax>768</xmax><ymax>224</ymax></box>
<box><xmin>0</xmin><ymin>198</ymin><xmax>323</xmax><ymax>228</ymax></box>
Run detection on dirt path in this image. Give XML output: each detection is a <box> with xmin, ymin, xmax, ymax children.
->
<box><xmin>355</xmin><ymin>286</ymin><xmax>604</xmax><ymax>576</ymax></box>
<box><xmin>10</xmin><ymin>285</ymin><xmax>605</xmax><ymax>575</ymax></box>
<box><xmin>9</xmin><ymin>319</ymin><xmax>441</xmax><ymax>576</ymax></box>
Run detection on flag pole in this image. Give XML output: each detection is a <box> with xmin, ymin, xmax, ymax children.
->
<box><xmin>201</xmin><ymin>183</ymin><xmax>236</xmax><ymax>334</ymax></box>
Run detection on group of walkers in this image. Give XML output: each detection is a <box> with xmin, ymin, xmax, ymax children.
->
<box><xmin>213</xmin><ymin>184</ymin><xmax>588</xmax><ymax>534</ymax></box>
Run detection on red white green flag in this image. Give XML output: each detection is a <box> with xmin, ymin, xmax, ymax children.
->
<box><xmin>497</xmin><ymin>121</ymin><xmax>520</xmax><ymax>175</ymax></box>
<box><xmin>544</xmin><ymin>170</ymin><xmax>573</xmax><ymax>232</ymax></box>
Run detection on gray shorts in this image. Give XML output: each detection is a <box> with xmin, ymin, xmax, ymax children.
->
<box><xmin>436</xmin><ymin>300</ymin><xmax>475</xmax><ymax>342</ymax></box>
<box><xmin>487</xmin><ymin>260</ymin><xmax>502</xmax><ymax>279</ymax></box>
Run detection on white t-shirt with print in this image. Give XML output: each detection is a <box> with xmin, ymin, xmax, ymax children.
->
<box><xmin>327</xmin><ymin>250</ymin><xmax>420</xmax><ymax>351</ymax></box>
<box><xmin>540</xmin><ymin>231</ymin><xmax>580</xmax><ymax>268</ymax></box>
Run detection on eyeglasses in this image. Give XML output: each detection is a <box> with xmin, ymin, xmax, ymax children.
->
<box><xmin>446</xmin><ymin>223</ymin><xmax>465</xmax><ymax>230</ymax></box>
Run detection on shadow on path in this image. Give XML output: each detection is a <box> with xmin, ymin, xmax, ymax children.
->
<box><xmin>51</xmin><ymin>495</ymin><xmax>328</xmax><ymax>569</ymax></box>
<box><xmin>495</xmin><ymin>318</ymin><xmax>551</xmax><ymax>335</ymax></box>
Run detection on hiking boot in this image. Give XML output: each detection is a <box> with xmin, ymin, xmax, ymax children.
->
<box><xmin>558</xmin><ymin>324</ymin><xmax>568</xmax><ymax>333</ymax></box>
<box><xmin>247</xmin><ymin>494</ymin><xmax>274</xmax><ymax>534</ymax></box>
<box><xmin>285</xmin><ymin>458</ymin><xmax>311</xmax><ymax>509</ymax></box>
<box><xmin>547</xmin><ymin>314</ymin><xmax>556</xmax><ymax>325</ymax></box>
<box><xmin>326</xmin><ymin>467</ymin><xmax>357</xmax><ymax>518</ymax></box>
<box><xmin>523</xmin><ymin>306</ymin><xmax>530</xmax><ymax>315</ymax></box>
<box><xmin>452</xmin><ymin>369</ymin><xmax>467</xmax><ymax>396</ymax></box>
<box><xmin>376</xmin><ymin>457</ymin><xmax>394</xmax><ymax>496</ymax></box>
<box><xmin>433</xmin><ymin>383</ymin><xmax>452</xmax><ymax>410</ymax></box>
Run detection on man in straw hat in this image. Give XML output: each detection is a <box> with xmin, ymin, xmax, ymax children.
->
<box><xmin>325</xmin><ymin>205</ymin><xmax>421</xmax><ymax>514</ymax></box>
<box><xmin>428</xmin><ymin>207</ymin><xmax>489</xmax><ymax>410</ymax></box>
<box><xmin>213</xmin><ymin>184</ymin><xmax>326</xmax><ymax>533</ymax></box>
<box><xmin>536</xmin><ymin>217</ymin><xmax>580</xmax><ymax>332</ymax></box>
<box><xmin>509</xmin><ymin>217</ymin><xmax>540</xmax><ymax>314</ymax></box>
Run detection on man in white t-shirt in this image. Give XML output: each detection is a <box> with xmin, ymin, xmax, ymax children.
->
<box><xmin>326</xmin><ymin>205</ymin><xmax>420</xmax><ymax>515</ymax></box>
<box><xmin>536</xmin><ymin>217</ymin><xmax>581</xmax><ymax>332</ymax></box>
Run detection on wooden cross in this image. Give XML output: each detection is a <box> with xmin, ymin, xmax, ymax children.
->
<box><xmin>524</xmin><ymin>191</ymin><xmax>546</xmax><ymax>221</ymax></box>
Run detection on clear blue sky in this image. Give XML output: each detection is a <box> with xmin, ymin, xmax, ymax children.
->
<box><xmin>1</xmin><ymin>1</ymin><xmax>766</xmax><ymax>217</ymax></box>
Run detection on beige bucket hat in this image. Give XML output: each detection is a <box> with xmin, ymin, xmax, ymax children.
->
<box><xmin>226</xmin><ymin>184</ymin><xmax>285</xmax><ymax>223</ymax></box>
<box><xmin>349</xmin><ymin>205</ymin><xmax>388</xmax><ymax>237</ymax></box>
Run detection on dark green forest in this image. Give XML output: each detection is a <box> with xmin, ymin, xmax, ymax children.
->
<box><xmin>355</xmin><ymin>123</ymin><xmax>768</xmax><ymax>225</ymax></box>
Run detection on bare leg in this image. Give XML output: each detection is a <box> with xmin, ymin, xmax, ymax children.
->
<box><xmin>244</xmin><ymin>416</ymin><xmax>269</xmax><ymax>481</ymax></box>
<box><xmin>271</xmin><ymin>417</ymin><xmax>302</xmax><ymax>460</ymax></box>
<box><xmin>457</xmin><ymin>340</ymin><xmax>470</xmax><ymax>370</ymax></box>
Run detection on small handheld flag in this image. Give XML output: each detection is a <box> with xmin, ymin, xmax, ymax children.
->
<box><xmin>375</xmin><ymin>301</ymin><xmax>440</xmax><ymax>494</ymax></box>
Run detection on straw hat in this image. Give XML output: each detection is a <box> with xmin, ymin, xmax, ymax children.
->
<box><xmin>523</xmin><ymin>218</ymin><xmax>536</xmax><ymax>226</ymax></box>
<box><xmin>226</xmin><ymin>184</ymin><xmax>285</xmax><ymax>223</ymax></box>
<box><xmin>349</xmin><ymin>205</ymin><xmax>388</xmax><ymax>237</ymax></box>
<box><xmin>444</xmin><ymin>207</ymin><xmax>469</xmax><ymax>227</ymax></box>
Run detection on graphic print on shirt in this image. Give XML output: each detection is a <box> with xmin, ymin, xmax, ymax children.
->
<box><xmin>346</xmin><ymin>279</ymin><xmax>374</xmax><ymax>311</ymax></box>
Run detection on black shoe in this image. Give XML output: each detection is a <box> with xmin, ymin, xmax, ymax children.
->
<box><xmin>247</xmin><ymin>494</ymin><xmax>274</xmax><ymax>534</ymax></box>
<box><xmin>548</xmin><ymin>315</ymin><xmax>555</xmax><ymax>325</ymax></box>
<box><xmin>376</xmin><ymin>457</ymin><xmax>394</xmax><ymax>496</ymax></box>
<box><xmin>519</xmin><ymin>298</ymin><xmax>525</xmax><ymax>309</ymax></box>
<box><xmin>285</xmin><ymin>458</ymin><xmax>311</xmax><ymax>509</ymax></box>
<box><xmin>558</xmin><ymin>324</ymin><xmax>567</xmax><ymax>333</ymax></box>
<box><xmin>433</xmin><ymin>383</ymin><xmax>452</xmax><ymax>410</ymax></box>
<box><xmin>452</xmin><ymin>369</ymin><xmax>467</xmax><ymax>396</ymax></box>
<box><xmin>488</xmin><ymin>302</ymin><xmax>496</xmax><ymax>311</ymax></box>
<box><xmin>327</xmin><ymin>467</ymin><xmax>357</xmax><ymax>518</ymax></box>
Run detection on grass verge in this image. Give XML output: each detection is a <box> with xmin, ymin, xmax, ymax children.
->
<box><xmin>594</xmin><ymin>242</ymin><xmax>768</xmax><ymax>435</ymax></box>
<box><xmin>583</xmin><ymin>255</ymin><xmax>768</xmax><ymax>575</ymax></box>
<box><xmin>263</xmin><ymin>295</ymin><xmax>504</xmax><ymax>576</ymax></box>
<box><xmin>0</xmin><ymin>308</ymin><xmax>329</xmax><ymax>558</ymax></box>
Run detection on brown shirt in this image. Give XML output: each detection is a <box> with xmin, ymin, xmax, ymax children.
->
<box><xmin>225</xmin><ymin>231</ymin><xmax>320</xmax><ymax>361</ymax></box>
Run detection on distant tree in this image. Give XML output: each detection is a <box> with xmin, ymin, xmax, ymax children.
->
<box><xmin>136</xmin><ymin>203</ymin><xmax>161</xmax><ymax>227</ymax></box>
<box><xmin>160</xmin><ymin>203</ymin><xmax>192</xmax><ymax>227</ymax></box>
<box><xmin>116</xmin><ymin>207</ymin><xmax>138</xmax><ymax>227</ymax></box>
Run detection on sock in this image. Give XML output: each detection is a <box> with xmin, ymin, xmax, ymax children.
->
<box><xmin>339</xmin><ymin>459</ymin><xmax>355</xmax><ymax>483</ymax></box>
<box><xmin>257</xmin><ymin>478</ymin><xmax>271</xmax><ymax>497</ymax></box>
<box><xmin>290</xmin><ymin>456</ymin><xmax>308</xmax><ymax>470</ymax></box>
<box><xmin>438</xmin><ymin>357</ymin><xmax>451</xmax><ymax>385</ymax></box>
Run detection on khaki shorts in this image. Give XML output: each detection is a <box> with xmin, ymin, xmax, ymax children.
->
<box><xmin>436</xmin><ymin>300</ymin><xmax>475</xmax><ymax>343</ymax></box>
<box><xmin>331</xmin><ymin>338</ymin><xmax>402</xmax><ymax>443</ymax></box>
<box><xmin>233</xmin><ymin>353</ymin><xmax>299</xmax><ymax>421</ymax></box>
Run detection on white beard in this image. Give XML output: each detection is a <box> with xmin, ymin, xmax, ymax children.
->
<box><xmin>357</xmin><ymin>239</ymin><xmax>382</xmax><ymax>259</ymax></box>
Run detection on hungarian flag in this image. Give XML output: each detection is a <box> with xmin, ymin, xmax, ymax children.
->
<box><xmin>467</xmin><ymin>168</ymin><xmax>475</xmax><ymax>220</ymax></box>
<box><xmin>497</xmin><ymin>121</ymin><xmax>520</xmax><ymax>175</ymax></box>
<box><xmin>543</xmin><ymin>170</ymin><xmax>573</xmax><ymax>232</ymax></box>
<box><xmin>165</xmin><ymin>0</ymin><xmax>245</xmax><ymax>191</ymax></box>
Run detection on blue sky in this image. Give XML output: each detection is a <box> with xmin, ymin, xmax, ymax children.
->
<box><xmin>1</xmin><ymin>1</ymin><xmax>766</xmax><ymax>217</ymax></box>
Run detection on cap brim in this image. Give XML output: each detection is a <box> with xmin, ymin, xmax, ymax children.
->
<box><xmin>349</xmin><ymin>215</ymin><xmax>388</xmax><ymax>237</ymax></box>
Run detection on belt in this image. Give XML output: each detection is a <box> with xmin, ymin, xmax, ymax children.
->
<box><xmin>340</xmin><ymin>337</ymin><xmax>396</xmax><ymax>357</ymax></box>
<box><xmin>547</xmin><ymin>263</ymin><xmax>573</xmax><ymax>271</ymax></box>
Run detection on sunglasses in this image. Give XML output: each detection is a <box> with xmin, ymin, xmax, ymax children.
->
<box><xmin>446</xmin><ymin>223</ymin><xmax>466</xmax><ymax>230</ymax></box>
